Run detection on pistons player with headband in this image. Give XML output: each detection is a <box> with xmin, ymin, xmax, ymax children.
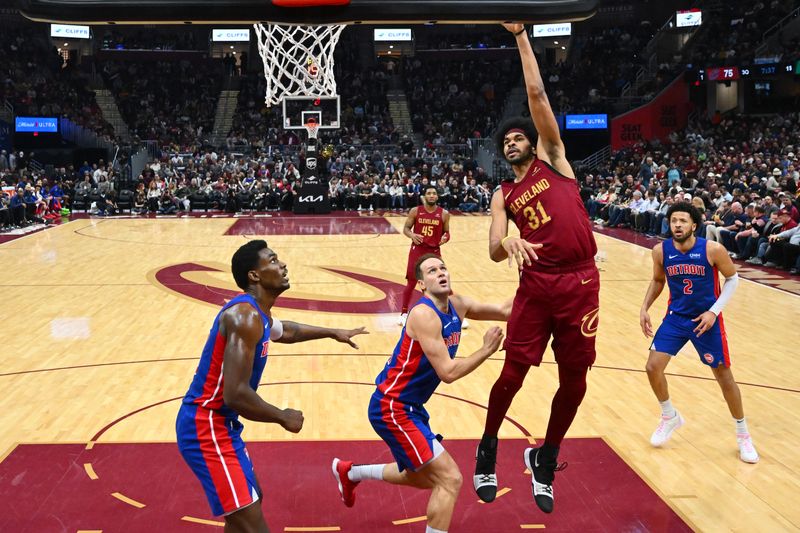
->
<box><xmin>473</xmin><ymin>23</ymin><xmax>599</xmax><ymax>514</ymax></box>
<box><xmin>640</xmin><ymin>202</ymin><xmax>759</xmax><ymax>464</ymax></box>
<box><xmin>332</xmin><ymin>254</ymin><xmax>510</xmax><ymax>533</ymax></box>
<box><xmin>176</xmin><ymin>239</ymin><xmax>367</xmax><ymax>532</ymax></box>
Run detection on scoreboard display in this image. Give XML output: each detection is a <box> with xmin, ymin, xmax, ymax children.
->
<box><xmin>705</xmin><ymin>67</ymin><xmax>740</xmax><ymax>81</ymax></box>
<box><xmin>697</xmin><ymin>62</ymin><xmax>795</xmax><ymax>82</ymax></box>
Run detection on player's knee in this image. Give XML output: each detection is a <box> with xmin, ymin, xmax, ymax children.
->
<box><xmin>645</xmin><ymin>358</ymin><xmax>664</xmax><ymax>375</ymax></box>
<box><xmin>438</xmin><ymin>467</ymin><xmax>463</xmax><ymax>494</ymax></box>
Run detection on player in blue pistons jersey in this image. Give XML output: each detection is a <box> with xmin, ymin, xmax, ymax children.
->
<box><xmin>640</xmin><ymin>202</ymin><xmax>759</xmax><ymax>464</ymax></box>
<box><xmin>331</xmin><ymin>254</ymin><xmax>511</xmax><ymax>533</ymax></box>
<box><xmin>176</xmin><ymin>239</ymin><xmax>367</xmax><ymax>532</ymax></box>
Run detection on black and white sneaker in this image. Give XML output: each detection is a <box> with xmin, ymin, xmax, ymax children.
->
<box><xmin>523</xmin><ymin>446</ymin><xmax>567</xmax><ymax>514</ymax></box>
<box><xmin>473</xmin><ymin>436</ymin><xmax>498</xmax><ymax>502</ymax></box>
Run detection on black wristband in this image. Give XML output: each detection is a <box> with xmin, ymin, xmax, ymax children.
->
<box><xmin>514</xmin><ymin>28</ymin><xmax>526</xmax><ymax>36</ymax></box>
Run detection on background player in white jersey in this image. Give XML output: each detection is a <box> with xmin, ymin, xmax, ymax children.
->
<box><xmin>332</xmin><ymin>254</ymin><xmax>509</xmax><ymax>533</ymax></box>
<box><xmin>640</xmin><ymin>202</ymin><xmax>759</xmax><ymax>463</ymax></box>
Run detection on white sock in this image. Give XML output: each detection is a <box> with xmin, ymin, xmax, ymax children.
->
<box><xmin>735</xmin><ymin>417</ymin><xmax>749</xmax><ymax>435</ymax></box>
<box><xmin>659</xmin><ymin>399</ymin><xmax>676</xmax><ymax>418</ymax></box>
<box><xmin>425</xmin><ymin>527</ymin><xmax>447</xmax><ymax>533</ymax></box>
<box><xmin>348</xmin><ymin>464</ymin><xmax>385</xmax><ymax>482</ymax></box>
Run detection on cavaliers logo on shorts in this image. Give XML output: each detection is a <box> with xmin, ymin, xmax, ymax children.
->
<box><xmin>580</xmin><ymin>308</ymin><xmax>600</xmax><ymax>337</ymax></box>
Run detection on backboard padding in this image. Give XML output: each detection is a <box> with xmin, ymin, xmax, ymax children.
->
<box><xmin>19</xmin><ymin>0</ymin><xmax>599</xmax><ymax>25</ymax></box>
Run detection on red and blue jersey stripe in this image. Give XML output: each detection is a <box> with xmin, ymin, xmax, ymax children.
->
<box><xmin>182</xmin><ymin>293</ymin><xmax>272</xmax><ymax>420</ymax></box>
<box><xmin>374</xmin><ymin>296</ymin><xmax>461</xmax><ymax>407</ymax></box>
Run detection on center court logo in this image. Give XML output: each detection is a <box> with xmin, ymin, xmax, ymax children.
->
<box><xmin>580</xmin><ymin>308</ymin><xmax>600</xmax><ymax>337</ymax></box>
<box><xmin>148</xmin><ymin>262</ymin><xmax>414</xmax><ymax>314</ymax></box>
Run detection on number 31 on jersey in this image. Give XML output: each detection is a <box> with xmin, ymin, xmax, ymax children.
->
<box><xmin>523</xmin><ymin>201</ymin><xmax>552</xmax><ymax>230</ymax></box>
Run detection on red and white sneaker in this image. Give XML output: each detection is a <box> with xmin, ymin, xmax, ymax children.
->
<box><xmin>332</xmin><ymin>458</ymin><xmax>359</xmax><ymax>507</ymax></box>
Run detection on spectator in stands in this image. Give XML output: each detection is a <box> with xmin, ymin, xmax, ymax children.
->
<box><xmin>733</xmin><ymin>205</ymin><xmax>769</xmax><ymax>260</ymax></box>
<box><xmin>764</xmin><ymin>214</ymin><xmax>800</xmax><ymax>270</ymax></box>
<box><xmin>720</xmin><ymin>203</ymin><xmax>751</xmax><ymax>253</ymax></box>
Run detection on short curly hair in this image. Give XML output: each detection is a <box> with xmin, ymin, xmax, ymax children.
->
<box><xmin>231</xmin><ymin>239</ymin><xmax>268</xmax><ymax>290</ymax></box>
<box><xmin>666</xmin><ymin>202</ymin><xmax>702</xmax><ymax>227</ymax></box>
<box><xmin>494</xmin><ymin>117</ymin><xmax>539</xmax><ymax>155</ymax></box>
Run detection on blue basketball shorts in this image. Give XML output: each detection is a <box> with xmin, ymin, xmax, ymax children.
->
<box><xmin>176</xmin><ymin>403</ymin><xmax>261</xmax><ymax>516</ymax></box>
<box><xmin>368</xmin><ymin>392</ymin><xmax>444</xmax><ymax>472</ymax></box>
<box><xmin>650</xmin><ymin>311</ymin><xmax>730</xmax><ymax>368</ymax></box>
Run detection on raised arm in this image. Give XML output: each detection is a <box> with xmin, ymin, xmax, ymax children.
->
<box><xmin>640</xmin><ymin>244</ymin><xmax>666</xmax><ymax>338</ymax></box>
<box><xmin>221</xmin><ymin>305</ymin><xmax>303</xmax><ymax>432</ymax></box>
<box><xmin>274</xmin><ymin>320</ymin><xmax>367</xmax><ymax>349</ymax></box>
<box><xmin>451</xmin><ymin>293</ymin><xmax>513</xmax><ymax>322</ymax></box>
<box><xmin>504</xmin><ymin>24</ymin><xmax>572</xmax><ymax>177</ymax></box>
<box><xmin>406</xmin><ymin>305</ymin><xmax>503</xmax><ymax>384</ymax></box>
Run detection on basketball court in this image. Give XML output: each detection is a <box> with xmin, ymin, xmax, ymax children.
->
<box><xmin>1</xmin><ymin>213</ymin><xmax>799</xmax><ymax>531</ymax></box>
<box><xmin>3</xmin><ymin>0</ymin><xmax>800</xmax><ymax>530</ymax></box>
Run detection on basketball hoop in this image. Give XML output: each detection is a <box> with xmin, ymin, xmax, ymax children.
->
<box><xmin>254</xmin><ymin>21</ymin><xmax>345</xmax><ymax>107</ymax></box>
<box><xmin>304</xmin><ymin>117</ymin><xmax>320</xmax><ymax>140</ymax></box>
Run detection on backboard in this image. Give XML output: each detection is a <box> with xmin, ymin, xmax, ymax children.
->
<box><xmin>18</xmin><ymin>0</ymin><xmax>598</xmax><ymax>25</ymax></box>
<box><xmin>282</xmin><ymin>96</ymin><xmax>340</xmax><ymax>130</ymax></box>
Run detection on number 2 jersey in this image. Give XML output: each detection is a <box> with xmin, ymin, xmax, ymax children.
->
<box><xmin>662</xmin><ymin>237</ymin><xmax>719</xmax><ymax>317</ymax></box>
<box><xmin>501</xmin><ymin>158</ymin><xmax>596</xmax><ymax>270</ymax></box>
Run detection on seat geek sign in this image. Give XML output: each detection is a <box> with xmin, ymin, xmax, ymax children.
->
<box><xmin>50</xmin><ymin>24</ymin><xmax>91</xmax><ymax>39</ymax></box>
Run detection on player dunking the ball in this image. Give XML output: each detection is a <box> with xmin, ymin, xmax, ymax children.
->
<box><xmin>332</xmin><ymin>254</ymin><xmax>509</xmax><ymax>533</ymax></box>
<box><xmin>473</xmin><ymin>24</ymin><xmax>599</xmax><ymax>513</ymax></box>
<box><xmin>176</xmin><ymin>240</ymin><xmax>367</xmax><ymax>532</ymax></box>
<box><xmin>400</xmin><ymin>186</ymin><xmax>468</xmax><ymax>328</ymax></box>
<box><xmin>640</xmin><ymin>202</ymin><xmax>759</xmax><ymax>463</ymax></box>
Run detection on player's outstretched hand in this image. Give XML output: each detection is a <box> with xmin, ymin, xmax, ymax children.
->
<box><xmin>691</xmin><ymin>311</ymin><xmax>717</xmax><ymax>337</ymax></box>
<box><xmin>334</xmin><ymin>327</ymin><xmax>369</xmax><ymax>349</ymax></box>
<box><xmin>503</xmin><ymin>23</ymin><xmax>525</xmax><ymax>34</ymax></box>
<box><xmin>482</xmin><ymin>326</ymin><xmax>504</xmax><ymax>355</ymax></box>
<box><xmin>502</xmin><ymin>236</ymin><xmax>543</xmax><ymax>270</ymax></box>
<box><xmin>640</xmin><ymin>308</ymin><xmax>653</xmax><ymax>337</ymax></box>
<box><xmin>280</xmin><ymin>408</ymin><xmax>304</xmax><ymax>433</ymax></box>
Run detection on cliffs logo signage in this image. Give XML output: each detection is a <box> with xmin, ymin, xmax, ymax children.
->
<box><xmin>148</xmin><ymin>262</ymin><xmax>414</xmax><ymax>313</ymax></box>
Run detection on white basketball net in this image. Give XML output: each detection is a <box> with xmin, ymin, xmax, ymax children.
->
<box><xmin>254</xmin><ymin>22</ymin><xmax>346</xmax><ymax>107</ymax></box>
